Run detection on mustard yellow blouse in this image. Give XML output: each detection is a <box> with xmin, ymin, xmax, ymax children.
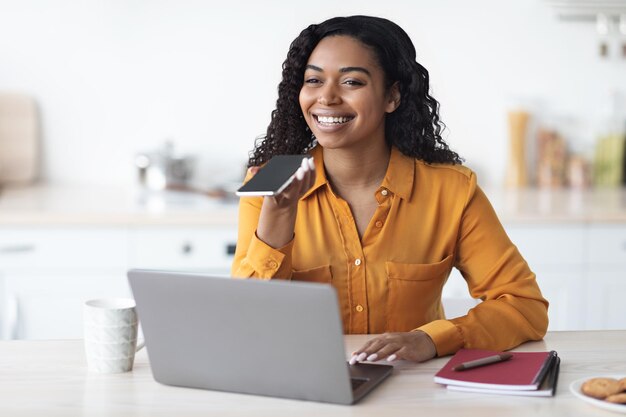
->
<box><xmin>232</xmin><ymin>145</ymin><xmax>549</xmax><ymax>356</ymax></box>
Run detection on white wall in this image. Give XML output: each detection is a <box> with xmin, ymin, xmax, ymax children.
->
<box><xmin>1</xmin><ymin>0</ymin><xmax>625</xmax><ymax>187</ymax></box>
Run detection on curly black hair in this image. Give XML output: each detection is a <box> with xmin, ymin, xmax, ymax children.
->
<box><xmin>248</xmin><ymin>15</ymin><xmax>463</xmax><ymax>167</ymax></box>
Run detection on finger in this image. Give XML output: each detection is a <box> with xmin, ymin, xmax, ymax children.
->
<box><xmin>268</xmin><ymin>160</ymin><xmax>309</xmax><ymax>207</ymax></box>
<box><xmin>367</xmin><ymin>344</ymin><xmax>402</xmax><ymax>362</ymax></box>
<box><xmin>363</xmin><ymin>339</ymin><xmax>401</xmax><ymax>362</ymax></box>
<box><xmin>272</xmin><ymin>173</ymin><xmax>304</xmax><ymax>206</ymax></box>
<box><xmin>353</xmin><ymin>338</ymin><xmax>388</xmax><ymax>363</ymax></box>
<box><xmin>300</xmin><ymin>156</ymin><xmax>309</xmax><ymax>172</ymax></box>
<box><xmin>294</xmin><ymin>157</ymin><xmax>308</xmax><ymax>181</ymax></box>
<box><xmin>295</xmin><ymin>167</ymin><xmax>304</xmax><ymax>181</ymax></box>
<box><xmin>348</xmin><ymin>349</ymin><xmax>370</xmax><ymax>365</ymax></box>
<box><xmin>352</xmin><ymin>336</ymin><xmax>380</xmax><ymax>356</ymax></box>
<box><xmin>293</xmin><ymin>156</ymin><xmax>309</xmax><ymax>179</ymax></box>
<box><xmin>290</xmin><ymin>159</ymin><xmax>315</xmax><ymax>197</ymax></box>
<box><xmin>386</xmin><ymin>354</ymin><xmax>398</xmax><ymax>362</ymax></box>
<box><xmin>364</xmin><ymin>338</ymin><xmax>388</xmax><ymax>356</ymax></box>
<box><xmin>392</xmin><ymin>346</ymin><xmax>410</xmax><ymax>362</ymax></box>
<box><xmin>350</xmin><ymin>350</ymin><xmax>368</xmax><ymax>363</ymax></box>
<box><xmin>393</xmin><ymin>345</ymin><xmax>429</xmax><ymax>363</ymax></box>
<box><xmin>305</xmin><ymin>159</ymin><xmax>316</xmax><ymax>189</ymax></box>
<box><xmin>295</xmin><ymin>158</ymin><xmax>309</xmax><ymax>182</ymax></box>
<box><xmin>296</xmin><ymin>168</ymin><xmax>315</xmax><ymax>197</ymax></box>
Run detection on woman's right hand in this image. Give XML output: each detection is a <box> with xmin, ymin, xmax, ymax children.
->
<box><xmin>254</xmin><ymin>157</ymin><xmax>316</xmax><ymax>249</ymax></box>
<box><xmin>254</xmin><ymin>157</ymin><xmax>316</xmax><ymax>210</ymax></box>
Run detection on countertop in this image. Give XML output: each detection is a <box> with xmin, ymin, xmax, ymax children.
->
<box><xmin>0</xmin><ymin>185</ymin><xmax>239</xmax><ymax>226</ymax></box>
<box><xmin>1</xmin><ymin>184</ymin><xmax>626</xmax><ymax>226</ymax></box>
<box><xmin>486</xmin><ymin>187</ymin><xmax>626</xmax><ymax>224</ymax></box>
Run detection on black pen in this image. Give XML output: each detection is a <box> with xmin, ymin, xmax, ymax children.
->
<box><xmin>453</xmin><ymin>353</ymin><xmax>513</xmax><ymax>371</ymax></box>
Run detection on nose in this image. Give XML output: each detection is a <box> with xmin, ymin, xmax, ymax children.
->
<box><xmin>317</xmin><ymin>83</ymin><xmax>341</xmax><ymax>106</ymax></box>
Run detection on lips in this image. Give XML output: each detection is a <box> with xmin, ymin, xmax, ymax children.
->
<box><xmin>312</xmin><ymin>113</ymin><xmax>355</xmax><ymax>127</ymax></box>
<box><xmin>313</xmin><ymin>114</ymin><xmax>354</xmax><ymax>125</ymax></box>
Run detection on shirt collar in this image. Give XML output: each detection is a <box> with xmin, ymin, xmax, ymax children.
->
<box><xmin>301</xmin><ymin>145</ymin><xmax>328</xmax><ymax>200</ymax></box>
<box><xmin>300</xmin><ymin>144</ymin><xmax>415</xmax><ymax>201</ymax></box>
<box><xmin>380</xmin><ymin>145</ymin><xmax>415</xmax><ymax>201</ymax></box>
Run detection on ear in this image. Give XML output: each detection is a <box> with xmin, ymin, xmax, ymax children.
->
<box><xmin>385</xmin><ymin>82</ymin><xmax>401</xmax><ymax>113</ymax></box>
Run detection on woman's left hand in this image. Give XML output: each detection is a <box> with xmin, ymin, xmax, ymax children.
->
<box><xmin>349</xmin><ymin>331</ymin><xmax>437</xmax><ymax>364</ymax></box>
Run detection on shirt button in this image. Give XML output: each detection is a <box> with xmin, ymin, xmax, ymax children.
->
<box><xmin>268</xmin><ymin>260</ymin><xmax>278</xmax><ymax>269</ymax></box>
<box><xmin>375</xmin><ymin>220</ymin><xmax>383</xmax><ymax>228</ymax></box>
<box><xmin>355</xmin><ymin>305</ymin><xmax>364</xmax><ymax>312</ymax></box>
<box><xmin>354</xmin><ymin>258</ymin><xmax>362</xmax><ymax>266</ymax></box>
<box><xmin>381</xmin><ymin>189</ymin><xmax>389</xmax><ymax>196</ymax></box>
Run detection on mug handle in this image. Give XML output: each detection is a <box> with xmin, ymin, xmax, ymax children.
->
<box><xmin>136</xmin><ymin>322</ymin><xmax>145</xmax><ymax>352</ymax></box>
<box><xmin>136</xmin><ymin>339</ymin><xmax>146</xmax><ymax>352</ymax></box>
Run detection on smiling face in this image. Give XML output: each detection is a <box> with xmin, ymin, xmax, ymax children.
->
<box><xmin>299</xmin><ymin>35</ymin><xmax>399</xmax><ymax>151</ymax></box>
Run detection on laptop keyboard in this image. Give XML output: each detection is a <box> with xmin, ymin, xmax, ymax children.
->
<box><xmin>351</xmin><ymin>378</ymin><xmax>368</xmax><ymax>391</ymax></box>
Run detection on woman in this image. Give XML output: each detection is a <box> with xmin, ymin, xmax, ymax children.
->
<box><xmin>232</xmin><ymin>15</ymin><xmax>548</xmax><ymax>364</ymax></box>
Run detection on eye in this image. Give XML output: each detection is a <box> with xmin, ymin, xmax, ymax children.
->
<box><xmin>304</xmin><ymin>78</ymin><xmax>321</xmax><ymax>85</ymax></box>
<box><xmin>344</xmin><ymin>79</ymin><xmax>364</xmax><ymax>86</ymax></box>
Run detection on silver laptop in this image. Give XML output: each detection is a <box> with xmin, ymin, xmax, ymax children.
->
<box><xmin>127</xmin><ymin>269</ymin><xmax>393</xmax><ymax>405</ymax></box>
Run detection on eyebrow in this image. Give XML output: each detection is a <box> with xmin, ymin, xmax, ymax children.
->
<box><xmin>305</xmin><ymin>64</ymin><xmax>371</xmax><ymax>77</ymax></box>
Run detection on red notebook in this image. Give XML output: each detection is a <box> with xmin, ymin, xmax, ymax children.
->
<box><xmin>434</xmin><ymin>349</ymin><xmax>558</xmax><ymax>391</ymax></box>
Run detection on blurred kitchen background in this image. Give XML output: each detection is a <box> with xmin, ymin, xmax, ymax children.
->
<box><xmin>1</xmin><ymin>0</ymin><xmax>626</xmax><ymax>340</ymax></box>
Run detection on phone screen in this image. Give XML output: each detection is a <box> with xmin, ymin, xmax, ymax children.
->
<box><xmin>236</xmin><ymin>155</ymin><xmax>307</xmax><ymax>196</ymax></box>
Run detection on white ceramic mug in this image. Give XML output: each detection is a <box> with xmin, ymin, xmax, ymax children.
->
<box><xmin>83</xmin><ymin>298</ymin><xmax>145</xmax><ymax>373</ymax></box>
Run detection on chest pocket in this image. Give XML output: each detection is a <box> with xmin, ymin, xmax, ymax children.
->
<box><xmin>292</xmin><ymin>265</ymin><xmax>332</xmax><ymax>284</ymax></box>
<box><xmin>385</xmin><ymin>255</ymin><xmax>453</xmax><ymax>332</ymax></box>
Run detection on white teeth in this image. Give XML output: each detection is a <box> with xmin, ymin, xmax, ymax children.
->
<box><xmin>317</xmin><ymin>116</ymin><xmax>352</xmax><ymax>124</ymax></box>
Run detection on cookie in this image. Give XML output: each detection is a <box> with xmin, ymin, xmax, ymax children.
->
<box><xmin>605</xmin><ymin>393</ymin><xmax>626</xmax><ymax>404</ymax></box>
<box><xmin>619</xmin><ymin>378</ymin><xmax>626</xmax><ymax>392</ymax></box>
<box><xmin>581</xmin><ymin>377</ymin><xmax>622</xmax><ymax>399</ymax></box>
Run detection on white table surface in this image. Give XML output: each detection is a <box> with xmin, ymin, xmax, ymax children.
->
<box><xmin>1</xmin><ymin>331</ymin><xmax>625</xmax><ymax>416</ymax></box>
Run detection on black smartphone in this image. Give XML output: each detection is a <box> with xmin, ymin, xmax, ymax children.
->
<box><xmin>235</xmin><ymin>155</ymin><xmax>308</xmax><ymax>197</ymax></box>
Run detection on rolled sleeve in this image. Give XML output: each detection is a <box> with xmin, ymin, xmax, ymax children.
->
<box><xmin>416</xmin><ymin>320</ymin><xmax>464</xmax><ymax>357</ymax></box>
<box><xmin>241</xmin><ymin>232</ymin><xmax>294</xmax><ymax>279</ymax></box>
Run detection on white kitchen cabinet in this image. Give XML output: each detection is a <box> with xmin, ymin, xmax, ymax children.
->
<box><xmin>0</xmin><ymin>272</ymin><xmax>9</xmax><ymax>339</ymax></box>
<box><xmin>5</xmin><ymin>271</ymin><xmax>129</xmax><ymax>339</ymax></box>
<box><xmin>0</xmin><ymin>227</ymin><xmax>128</xmax><ymax>339</ymax></box>
<box><xmin>505</xmin><ymin>225</ymin><xmax>587</xmax><ymax>267</ymax></box>
<box><xmin>586</xmin><ymin>225</ymin><xmax>626</xmax><ymax>330</ymax></box>
<box><xmin>505</xmin><ymin>225</ymin><xmax>587</xmax><ymax>331</ymax></box>
<box><xmin>531</xmin><ymin>269</ymin><xmax>586</xmax><ymax>330</ymax></box>
<box><xmin>586</xmin><ymin>271</ymin><xmax>626</xmax><ymax>330</ymax></box>
<box><xmin>128</xmin><ymin>226</ymin><xmax>237</xmax><ymax>275</ymax></box>
<box><xmin>0</xmin><ymin>225</ymin><xmax>237</xmax><ymax>340</ymax></box>
<box><xmin>0</xmin><ymin>228</ymin><xmax>129</xmax><ymax>269</ymax></box>
<box><xmin>587</xmin><ymin>225</ymin><xmax>626</xmax><ymax>265</ymax></box>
